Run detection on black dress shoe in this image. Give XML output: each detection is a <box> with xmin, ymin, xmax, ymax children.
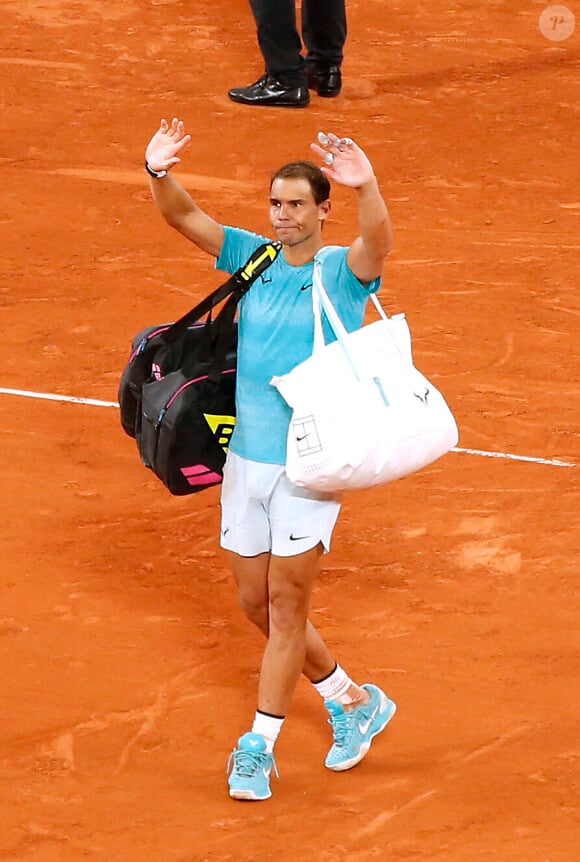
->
<box><xmin>228</xmin><ymin>74</ymin><xmax>309</xmax><ymax>108</ymax></box>
<box><xmin>306</xmin><ymin>64</ymin><xmax>342</xmax><ymax>98</ymax></box>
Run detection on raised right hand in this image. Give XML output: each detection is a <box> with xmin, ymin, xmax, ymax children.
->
<box><xmin>145</xmin><ymin>118</ymin><xmax>191</xmax><ymax>173</ymax></box>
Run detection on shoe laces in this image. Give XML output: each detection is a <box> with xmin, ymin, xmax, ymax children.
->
<box><xmin>327</xmin><ymin>698</ymin><xmax>375</xmax><ymax>746</ymax></box>
<box><xmin>227</xmin><ymin>748</ymin><xmax>279</xmax><ymax>779</ymax></box>
<box><xmin>327</xmin><ymin>708</ymin><xmax>355</xmax><ymax>746</ymax></box>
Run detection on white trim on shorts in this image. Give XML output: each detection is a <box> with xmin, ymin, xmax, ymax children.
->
<box><xmin>219</xmin><ymin>451</ymin><xmax>342</xmax><ymax>558</ymax></box>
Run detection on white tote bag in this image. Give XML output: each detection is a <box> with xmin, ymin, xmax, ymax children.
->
<box><xmin>270</xmin><ymin>259</ymin><xmax>459</xmax><ymax>492</ymax></box>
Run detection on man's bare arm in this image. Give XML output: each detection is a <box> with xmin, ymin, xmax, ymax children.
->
<box><xmin>311</xmin><ymin>132</ymin><xmax>392</xmax><ymax>282</ymax></box>
<box><xmin>146</xmin><ymin>118</ymin><xmax>224</xmax><ymax>258</ymax></box>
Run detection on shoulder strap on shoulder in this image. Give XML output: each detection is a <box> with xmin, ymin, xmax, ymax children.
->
<box><xmin>161</xmin><ymin>241</ymin><xmax>281</xmax><ymax>345</ymax></box>
<box><xmin>235</xmin><ymin>241</ymin><xmax>281</xmax><ymax>289</ymax></box>
<box><xmin>313</xmin><ymin>245</ymin><xmax>342</xmax><ymax>265</ymax></box>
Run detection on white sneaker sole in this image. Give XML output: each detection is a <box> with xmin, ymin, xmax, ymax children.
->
<box><xmin>229</xmin><ymin>787</ymin><xmax>271</xmax><ymax>801</ymax></box>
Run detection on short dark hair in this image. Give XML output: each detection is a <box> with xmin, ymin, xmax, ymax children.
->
<box><xmin>270</xmin><ymin>160</ymin><xmax>330</xmax><ymax>205</ymax></box>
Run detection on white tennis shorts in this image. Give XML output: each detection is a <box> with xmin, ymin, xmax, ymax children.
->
<box><xmin>220</xmin><ymin>451</ymin><xmax>342</xmax><ymax>557</ymax></box>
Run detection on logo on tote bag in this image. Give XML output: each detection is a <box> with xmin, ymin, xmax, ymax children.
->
<box><xmin>292</xmin><ymin>416</ymin><xmax>322</xmax><ymax>456</ymax></box>
<box><xmin>413</xmin><ymin>387</ymin><xmax>430</xmax><ymax>405</ymax></box>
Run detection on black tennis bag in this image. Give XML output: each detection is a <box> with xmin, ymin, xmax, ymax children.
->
<box><xmin>119</xmin><ymin>242</ymin><xmax>280</xmax><ymax>495</ymax></box>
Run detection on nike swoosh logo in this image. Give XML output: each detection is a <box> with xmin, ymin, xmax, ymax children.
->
<box><xmin>289</xmin><ymin>534</ymin><xmax>310</xmax><ymax>541</ymax></box>
<box><xmin>358</xmin><ymin>706</ymin><xmax>379</xmax><ymax>735</ymax></box>
<box><xmin>300</xmin><ymin>283</ymin><xmax>312</xmax><ymax>291</ymax></box>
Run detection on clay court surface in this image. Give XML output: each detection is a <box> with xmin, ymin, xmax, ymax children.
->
<box><xmin>1</xmin><ymin>0</ymin><xmax>578</xmax><ymax>859</ymax></box>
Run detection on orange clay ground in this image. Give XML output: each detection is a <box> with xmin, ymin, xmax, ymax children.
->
<box><xmin>0</xmin><ymin>1</ymin><xmax>578</xmax><ymax>860</ymax></box>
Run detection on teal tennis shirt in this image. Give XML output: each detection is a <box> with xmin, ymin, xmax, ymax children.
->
<box><xmin>216</xmin><ymin>226</ymin><xmax>381</xmax><ymax>465</ymax></box>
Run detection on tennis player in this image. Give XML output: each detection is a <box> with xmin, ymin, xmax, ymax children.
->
<box><xmin>144</xmin><ymin>119</ymin><xmax>395</xmax><ymax>800</ymax></box>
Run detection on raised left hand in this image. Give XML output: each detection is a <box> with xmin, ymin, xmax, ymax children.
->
<box><xmin>310</xmin><ymin>131</ymin><xmax>376</xmax><ymax>188</ymax></box>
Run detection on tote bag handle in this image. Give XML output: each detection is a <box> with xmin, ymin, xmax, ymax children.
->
<box><xmin>312</xmin><ymin>259</ymin><xmax>402</xmax><ymax>382</ymax></box>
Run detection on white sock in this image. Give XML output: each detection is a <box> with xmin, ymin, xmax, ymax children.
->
<box><xmin>252</xmin><ymin>711</ymin><xmax>285</xmax><ymax>754</ymax></box>
<box><xmin>312</xmin><ymin>663</ymin><xmax>357</xmax><ymax>704</ymax></box>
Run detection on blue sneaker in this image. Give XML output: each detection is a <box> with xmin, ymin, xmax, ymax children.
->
<box><xmin>227</xmin><ymin>732</ymin><xmax>278</xmax><ymax>800</ymax></box>
<box><xmin>324</xmin><ymin>683</ymin><xmax>397</xmax><ymax>771</ymax></box>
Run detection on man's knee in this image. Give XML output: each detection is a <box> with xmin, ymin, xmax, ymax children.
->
<box><xmin>238</xmin><ymin>588</ymin><xmax>269</xmax><ymax>634</ymax></box>
<box><xmin>268</xmin><ymin>584</ymin><xmax>309</xmax><ymax>635</ymax></box>
<box><xmin>266</xmin><ymin>548</ymin><xmax>321</xmax><ymax>635</ymax></box>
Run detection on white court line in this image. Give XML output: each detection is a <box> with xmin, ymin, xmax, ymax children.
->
<box><xmin>452</xmin><ymin>446</ymin><xmax>574</xmax><ymax>468</ymax></box>
<box><xmin>0</xmin><ymin>387</ymin><xmax>119</xmax><ymax>409</ymax></box>
<box><xmin>0</xmin><ymin>386</ymin><xmax>575</xmax><ymax>469</ymax></box>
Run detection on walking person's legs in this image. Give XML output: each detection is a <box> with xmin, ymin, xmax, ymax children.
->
<box><xmin>227</xmin><ymin>545</ymin><xmax>378</xmax><ymax>800</ymax></box>
<box><xmin>230</xmin><ymin>549</ymin><xmax>338</xmax><ymax>684</ymax></box>
<box><xmin>227</xmin><ymin>545</ymin><xmax>328</xmax><ymax>800</ymax></box>
<box><xmin>221</xmin><ymin>453</ymin><xmax>396</xmax><ymax>799</ymax></box>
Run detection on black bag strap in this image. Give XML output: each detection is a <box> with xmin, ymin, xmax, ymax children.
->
<box><xmin>161</xmin><ymin>241</ymin><xmax>281</xmax><ymax>346</ymax></box>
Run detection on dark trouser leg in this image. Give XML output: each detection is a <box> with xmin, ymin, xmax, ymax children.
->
<box><xmin>301</xmin><ymin>0</ymin><xmax>347</xmax><ymax>66</ymax></box>
<box><xmin>248</xmin><ymin>0</ymin><xmax>306</xmax><ymax>86</ymax></box>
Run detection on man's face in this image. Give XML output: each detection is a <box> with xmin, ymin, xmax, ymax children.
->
<box><xmin>269</xmin><ymin>177</ymin><xmax>330</xmax><ymax>247</ymax></box>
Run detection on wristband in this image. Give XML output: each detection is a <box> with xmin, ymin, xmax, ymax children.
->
<box><xmin>145</xmin><ymin>161</ymin><xmax>168</xmax><ymax>179</ymax></box>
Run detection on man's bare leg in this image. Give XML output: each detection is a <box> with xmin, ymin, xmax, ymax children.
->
<box><xmin>257</xmin><ymin>545</ymin><xmax>322</xmax><ymax>714</ymax></box>
<box><xmin>227</xmin><ymin>548</ymin><xmax>335</xmax><ymax>682</ymax></box>
<box><xmin>226</xmin><ymin>546</ymin><xmax>391</xmax><ymax>800</ymax></box>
